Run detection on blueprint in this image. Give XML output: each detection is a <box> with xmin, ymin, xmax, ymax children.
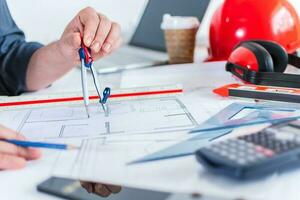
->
<box><xmin>0</xmin><ymin>95</ymin><xmax>204</xmax><ymax>195</ymax></box>
<box><xmin>0</xmin><ymin>97</ymin><xmax>197</xmax><ymax>140</ymax></box>
<box><xmin>52</xmin><ymin>136</ymin><xmax>172</xmax><ymax>179</ymax></box>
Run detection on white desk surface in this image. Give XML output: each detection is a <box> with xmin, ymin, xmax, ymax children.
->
<box><xmin>1</xmin><ymin>61</ymin><xmax>300</xmax><ymax>200</ymax></box>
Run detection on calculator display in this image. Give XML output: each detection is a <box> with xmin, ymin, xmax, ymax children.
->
<box><xmin>271</xmin><ymin>123</ymin><xmax>300</xmax><ymax>142</ymax></box>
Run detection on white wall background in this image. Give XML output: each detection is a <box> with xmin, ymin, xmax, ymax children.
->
<box><xmin>7</xmin><ymin>0</ymin><xmax>300</xmax><ymax>46</ymax></box>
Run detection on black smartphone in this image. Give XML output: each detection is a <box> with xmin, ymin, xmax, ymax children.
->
<box><xmin>37</xmin><ymin>176</ymin><xmax>197</xmax><ymax>200</ymax></box>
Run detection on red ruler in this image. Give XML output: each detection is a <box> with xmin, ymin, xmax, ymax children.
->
<box><xmin>0</xmin><ymin>85</ymin><xmax>183</xmax><ymax>108</ymax></box>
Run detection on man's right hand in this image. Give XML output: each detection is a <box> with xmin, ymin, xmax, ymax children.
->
<box><xmin>0</xmin><ymin>125</ymin><xmax>41</xmax><ymax>170</ymax></box>
<box><xmin>80</xmin><ymin>181</ymin><xmax>122</xmax><ymax>197</ymax></box>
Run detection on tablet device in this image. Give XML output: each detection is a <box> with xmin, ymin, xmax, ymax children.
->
<box><xmin>37</xmin><ymin>176</ymin><xmax>198</xmax><ymax>200</ymax></box>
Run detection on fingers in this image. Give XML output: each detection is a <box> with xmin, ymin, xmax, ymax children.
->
<box><xmin>101</xmin><ymin>22</ymin><xmax>121</xmax><ymax>54</ymax></box>
<box><xmin>81</xmin><ymin>182</ymin><xmax>111</xmax><ymax>197</ymax></box>
<box><xmin>0</xmin><ymin>125</ymin><xmax>21</xmax><ymax>140</ymax></box>
<box><xmin>93</xmin><ymin>36</ymin><xmax>123</xmax><ymax>60</ymax></box>
<box><xmin>91</xmin><ymin>22</ymin><xmax>121</xmax><ymax>59</ymax></box>
<box><xmin>79</xmin><ymin>7</ymin><xmax>100</xmax><ymax>47</ymax></box>
<box><xmin>0</xmin><ymin>154</ymin><xmax>26</xmax><ymax>170</ymax></box>
<box><xmin>111</xmin><ymin>37</ymin><xmax>123</xmax><ymax>53</ymax></box>
<box><xmin>90</xmin><ymin>14</ymin><xmax>112</xmax><ymax>53</ymax></box>
<box><xmin>94</xmin><ymin>184</ymin><xmax>111</xmax><ymax>197</ymax></box>
<box><xmin>78</xmin><ymin>7</ymin><xmax>121</xmax><ymax>54</ymax></box>
<box><xmin>0</xmin><ymin>125</ymin><xmax>42</xmax><ymax>163</ymax></box>
<box><xmin>80</xmin><ymin>182</ymin><xmax>121</xmax><ymax>197</ymax></box>
<box><xmin>0</xmin><ymin>141</ymin><xmax>41</xmax><ymax>161</ymax></box>
<box><xmin>80</xmin><ymin>181</ymin><xmax>94</xmax><ymax>193</ymax></box>
<box><xmin>106</xmin><ymin>184</ymin><xmax>122</xmax><ymax>194</ymax></box>
<box><xmin>27</xmin><ymin>148</ymin><xmax>42</xmax><ymax>160</ymax></box>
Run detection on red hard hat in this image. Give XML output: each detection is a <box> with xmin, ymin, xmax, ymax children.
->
<box><xmin>207</xmin><ymin>0</ymin><xmax>300</xmax><ymax>61</ymax></box>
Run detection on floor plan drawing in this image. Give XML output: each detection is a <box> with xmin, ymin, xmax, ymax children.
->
<box><xmin>52</xmin><ymin>136</ymin><xmax>181</xmax><ymax>181</ymax></box>
<box><xmin>0</xmin><ymin>97</ymin><xmax>198</xmax><ymax>140</ymax></box>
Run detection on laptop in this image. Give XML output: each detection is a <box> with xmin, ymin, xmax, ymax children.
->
<box><xmin>94</xmin><ymin>0</ymin><xmax>211</xmax><ymax>74</ymax></box>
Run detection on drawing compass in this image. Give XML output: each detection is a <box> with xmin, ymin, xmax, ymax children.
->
<box><xmin>78</xmin><ymin>37</ymin><xmax>111</xmax><ymax>117</ymax></box>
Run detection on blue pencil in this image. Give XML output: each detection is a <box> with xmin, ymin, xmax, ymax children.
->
<box><xmin>1</xmin><ymin>139</ymin><xmax>79</xmax><ymax>150</ymax></box>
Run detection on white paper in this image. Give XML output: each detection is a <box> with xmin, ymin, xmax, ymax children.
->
<box><xmin>0</xmin><ymin>97</ymin><xmax>197</xmax><ymax>141</ymax></box>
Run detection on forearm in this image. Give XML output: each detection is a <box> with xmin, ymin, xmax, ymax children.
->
<box><xmin>26</xmin><ymin>41</ymin><xmax>78</xmax><ymax>91</ymax></box>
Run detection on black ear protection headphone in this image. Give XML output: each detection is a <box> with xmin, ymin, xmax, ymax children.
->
<box><xmin>226</xmin><ymin>40</ymin><xmax>300</xmax><ymax>88</ymax></box>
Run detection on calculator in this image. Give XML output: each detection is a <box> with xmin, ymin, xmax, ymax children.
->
<box><xmin>195</xmin><ymin>120</ymin><xmax>300</xmax><ymax>179</ymax></box>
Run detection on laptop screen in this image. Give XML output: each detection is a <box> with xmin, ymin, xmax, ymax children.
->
<box><xmin>129</xmin><ymin>0</ymin><xmax>211</xmax><ymax>52</ymax></box>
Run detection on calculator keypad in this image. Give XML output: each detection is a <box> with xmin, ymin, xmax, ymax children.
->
<box><xmin>239</xmin><ymin>130</ymin><xmax>300</xmax><ymax>154</ymax></box>
<box><xmin>204</xmin><ymin>139</ymin><xmax>267</xmax><ymax>166</ymax></box>
<box><xmin>203</xmin><ymin>135</ymin><xmax>300</xmax><ymax>166</ymax></box>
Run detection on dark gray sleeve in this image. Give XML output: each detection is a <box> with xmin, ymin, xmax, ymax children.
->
<box><xmin>0</xmin><ymin>0</ymin><xmax>43</xmax><ymax>96</ymax></box>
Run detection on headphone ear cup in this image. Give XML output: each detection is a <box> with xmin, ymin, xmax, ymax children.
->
<box><xmin>238</xmin><ymin>42</ymin><xmax>274</xmax><ymax>72</ymax></box>
<box><xmin>248</xmin><ymin>40</ymin><xmax>288</xmax><ymax>73</ymax></box>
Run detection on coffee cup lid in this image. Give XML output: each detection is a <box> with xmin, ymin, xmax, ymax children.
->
<box><xmin>161</xmin><ymin>14</ymin><xmax>200</xmax><ymax>30</ymax></box>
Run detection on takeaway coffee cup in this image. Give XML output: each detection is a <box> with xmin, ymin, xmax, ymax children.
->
<box><xmin>161</xmin><ymin>14</ymin><xmax>200</xmax><ymax>64</ymax></box>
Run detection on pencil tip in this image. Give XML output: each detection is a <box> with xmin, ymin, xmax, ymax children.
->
<box><xmin>68</xmin><ymin>145</ymin><xmax>80</xmax><ymax>150</ymax></box>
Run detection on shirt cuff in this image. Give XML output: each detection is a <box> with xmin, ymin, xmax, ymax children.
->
<box><xmin>0</xmin><ymin>41</ymin><xmax>43</xmax><ymax>96</ymax></box>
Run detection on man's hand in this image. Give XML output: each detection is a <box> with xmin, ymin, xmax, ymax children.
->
<box><xmin>58</xmin><ymin>7</ymin><xmax>122</xmax><ymax>65</ymax></box>
<box><xmin>0</xmin><ymin>125</ymin><xmax>41</xmax><ymax>170</ymax></box>
<box><xmin>26</xmin><ymin>7</ymin><xmax>122</xmax><ymax>91</ymax></box>
<box><xmin>80</xmin><ymin>181</ymin><xmax>122</xmax><ymax>197</ymax></box>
